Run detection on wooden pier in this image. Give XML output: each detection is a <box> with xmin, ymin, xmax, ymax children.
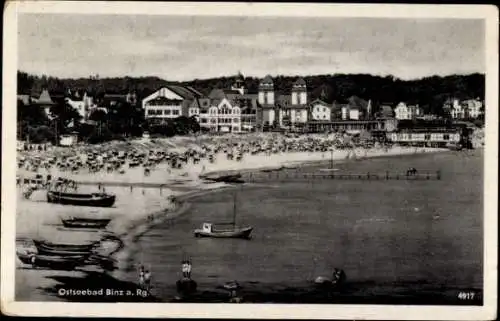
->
<box><xmin>241</xmin><ymin>170</ymin><xmax>441</xmax><ymax>182</ymax></box>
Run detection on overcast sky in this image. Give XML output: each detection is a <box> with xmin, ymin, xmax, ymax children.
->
<box><xmin>17</xmin><ymin>14</ymin><xmax>485</xmax><ymax>81</ymax></box>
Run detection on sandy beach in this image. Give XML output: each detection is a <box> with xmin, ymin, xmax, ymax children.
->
<box><xmin>15</xmin><ymin>134</ymin><xmax>447</xmax><ymax>301</ymax></box>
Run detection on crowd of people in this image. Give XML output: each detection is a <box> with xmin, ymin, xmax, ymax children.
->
<box><xmin>16</xmin><ymin>132</ymin><xmax>383</xmax><ymax>184</ymax></box>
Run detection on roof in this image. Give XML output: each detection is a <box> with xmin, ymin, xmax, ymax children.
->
<box><xmin>186</xmin><ymin>86</ymin><xmax>204</xmax><ymax>97</ymax></box>
<box><xmin>208</xmin><ymin>89</ymin><xmax>226</xmax><ymax>100</ymax></box>
<box><xmin>294</xmin><ymin>78</ymin><xmax>306</xmax><ymax>86</ymax></box>
<box><xmin>347</xmin><ymin>96</ymin><xmax>368</xmax><ymax>110</ymax></box>
<box><xmin>259</xmin><ymin>75</ymin><xmax>274</xmax><ymax>87</ymax></box>
<box><xmin>380</xmin><ymin>106</ymin><xmax>394</xmax><ymax>117</ymax></box>
<box><xmin>36</xmin><ymin>89</ymin><xmax>56</xmax><ymax>105</ymax></box>
<box><xmin>310</xmin><ymin>98</ymin><xmax>330</xmax><ymax>106</ymax></box>
<box><xmin>189</xmin><ymin>99</ymin><xmax>200</xmax><ymax>108</ymax></box>
<box><xmin>167</xmin><ymin>85</ymin><xmax>201</xmax><ymax>100</ymax></box>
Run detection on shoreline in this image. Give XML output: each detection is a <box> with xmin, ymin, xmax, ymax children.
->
<box><xmin>15</xmin><ymin>146</ymin><xmax>452</xmax><ymax>301</ymax></box>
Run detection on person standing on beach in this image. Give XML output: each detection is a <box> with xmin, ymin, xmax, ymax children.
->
<box><xmin>144</xmin><ymin>269</ymin><xmax>152</xmax><ymax>291</ymax></box>
<box><xmin>181</xmin><ymin>260</ymin><xmax>189</xmax><ymax>279</ymax></box>
<box><xmin>138</xmin><ymin>265</ymin><xmax>145</xmax><ymax>288</ymax></box>
<box><xmin>181</xmin><ymin>259</ymin><xmax>192</xmax><ymax>279</ymax></box>
<box><xmin>186</xmin><ymin>259</ymin><xmax>192</xmax><ymax>279</ymax></box>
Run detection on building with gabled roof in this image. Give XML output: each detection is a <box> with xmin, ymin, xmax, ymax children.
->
<box><xmin>142</xmin><ymin>85</ymin><xmax>204</xmax><ymax>120</ymax></box>
<box><xmin>310</xmin><ymin>99</ymin><xmax>332</xmax><ymax>121</ymax></box>
<box><xmin>257</xmin><ymin>76</ymin><xmax>309</xmax><ymax>129</ymax></box>
<box><xmin>31</xmin><ymin>89</ymin><xmax>56</xmax><ymax>117</ymax></box>
<box><xmin>198</xmin><ymin>74</ymin><xmax>258</xmax><ymax>133</ymax></box>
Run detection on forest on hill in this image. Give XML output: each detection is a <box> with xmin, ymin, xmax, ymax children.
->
<box><xmin>18</xmin><ymin>71</ymin><xmax>484</xmax><ymax>116</ymax></box>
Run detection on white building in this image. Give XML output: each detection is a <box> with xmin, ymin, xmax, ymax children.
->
<box><xmin>258</xmin><ymin>77</ymin><xmax>309</xmax><ymax>128</ymax></box>
<box><xmin>463</xmin><ymin>98</ymin><xmax>483</xmax><ymax>118</ymax></box>
<box><xmin>394</xmin><ymin>102</ymin><xmax>422</xmax><ymax>120</ymax></box>
<box><xmin>199</xmin><ymin>98</ymin><xmax>242</xmax><ymax>132</ymax></box>
<box><xmin>310</xmin><ymin>99</ymin><xmax>331</xmax><ymax>121</ymax></box>
<box><xmin>142</xmin><ymin>85</ymin><xmax>202</xmax><ymax>120</ymax></box>
<box><xmin>65</xmin><ymin>91</ymin><xmax>95</xmax><ymax>122</ymax></box>
<box><xmin>341</xmin><ymin>106</ymin><xmax>360</xmax><ymax>120</ymax></box>
<box><xmin>198</xmin><ymin>77</ymin><xmax>258</xmax><ymax>133</ymax></box>
<box><xmin>451</xmin><ymin>98</ymin><xmax>483</xmax><ymax>119</ymax></box>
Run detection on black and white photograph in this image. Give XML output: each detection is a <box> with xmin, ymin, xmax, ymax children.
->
<box><xmin>1</xmin><ymin>2</ymin><xmax>497</xmax><ymax>319</ymax></box>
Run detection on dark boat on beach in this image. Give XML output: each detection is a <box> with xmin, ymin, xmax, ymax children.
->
<box><xmin>61</xmin><ymin>217</ymin><xmax>111</xmax><ymax>229</ymax></box>
<box><xmin>16</xmin><ymin>251</ymin><xmax>88</xmax><ymax>270</ymax></box>
<box><xmin>194</xmin><ymin>191</ymin><xmax>253</xmax><ymax>239</ymax></box>
<box><xmin>33</xmin><ymin>239</ymin><xmax>99</xmax><ymax>256</ymax></box>
<box><xmin>47</xmin><ymin>190</ymin><xmax>116</xmax><ymax>207</ymax></box>
<box><xmin>201</xmin><ymin>173</ymin><xmax>245</xmax><ymax>184</ymax></box>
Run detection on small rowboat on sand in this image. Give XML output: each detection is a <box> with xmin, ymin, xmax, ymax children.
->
<box><xmin>61</xmin><ymin>217</ymin><xmax>111</xmax><ymax>229</ymax></box>
<box><xmin>16</xmin><ymin>251</ymin><xmax>88</xmax><ymax>270</ymax></box>
<box><xmin>33</xmin><ymin>239</ymin><xmax>99</xmax><ymax>256</ymax></box>
<box><xmin>47</xmin><ymin>190</ymin><xmax>116</xmax><ymax>207</ymax></box>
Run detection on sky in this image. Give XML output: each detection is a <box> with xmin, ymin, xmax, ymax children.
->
<box><xmin>17</xmin><ymin>14</ymin><xmax>485</xmax><ymax>81</ymax></box>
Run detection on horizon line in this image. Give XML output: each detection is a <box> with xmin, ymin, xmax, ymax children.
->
<box><xmin>18</xmin><ymin>70</ymin><xmax>485</xmax><ymax>84</ymax></box>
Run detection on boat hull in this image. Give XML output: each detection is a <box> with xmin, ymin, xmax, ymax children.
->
<box><xmin>61</xmin><ymin>218</ymin><xmax>111</xmax><ymax>229</ymax></box>
<box><xmin>194</xmin><ymin>227</ymin><xmax>253</xmax><ymax>239</ymax></box>
<box><xmin>33</xmin><ymin>239</ymin><xmax>97</xmax><ymax>256</ymax></box>
<box><xmin>47</xmin><ymin>191</ymin><xmax>116</xmax><ymax>207</ymax></box>
<box><xmin>16</xmin><ymin>252</ymin><xmax>88</xmax><ymax>270</ymax></box>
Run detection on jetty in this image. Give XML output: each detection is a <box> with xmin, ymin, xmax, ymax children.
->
<box><xmin>241</xmin><ymin>170</ymin><xmax>442</xmax><ymax>182</ymax></box>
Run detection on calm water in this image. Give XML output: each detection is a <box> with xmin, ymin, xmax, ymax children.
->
<box><xmin>129</xmin><ymin>150</ymin><xmax>483</xmax><ymax>302</ymax></box>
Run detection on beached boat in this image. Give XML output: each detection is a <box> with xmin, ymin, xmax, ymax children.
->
<box><xmin>16</xmin><ymin>251</ymin><xmax>88</xmax><ymax>270</ymax></box>
<box><xmin>47</xmin><ymin>190</ymin><xmax>116</xmax><ymax>207</ymax></box>
<box><xmin>202</xmin><ymin>173</ymin><xmax>244</xmax><ymax>184</ymax></box>
<box><xmin>33</xmin><ymin>239</ymin><xmax>98</xmax><ymax>256</ymax></box>
<box><xmin>194</xmin><ymin>191</ymin><xmax>253</xmax><ymax>239</ymax></box>
<box><xmin>61</xmin><ymin>217</ymin><xmax>111</xmax><ymax>229</ymax></box>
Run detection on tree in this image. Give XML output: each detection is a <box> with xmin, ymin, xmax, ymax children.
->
<box><xmin>17</xmin><ymin>99</ymin><xmax>51</xmax><ymax>141</ymax></box>
<box><xmin>49</xmin><ymin>102</ymin><xmax>82</xmax><ymax>135</ymax></box>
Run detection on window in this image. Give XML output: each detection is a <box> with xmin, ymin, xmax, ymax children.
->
<box><xmin>425</xmin><ymin>134</ymin><xmax>431</xmax><ymax>140</ymax></box>
<box><xmin>172</xmin><ymin>110</ymin><xmax>180</xmax><ymax>115</ymax></box>
<box><xmin>443</xmin><ymin>134</ymin><xmax>450</xmax><ymax>140</ymax></box>
<box><xmin>200</xmin><ymin>119</ymin><xmax>207</xmax><ymax>124</ymax></box>
<box><xmin>164</xmin><ymin>109</ymin><xmax>171</xmax><ymax>115</ymax></box>
<box><xmin>233</xmin><ymin>118</ymin><xmax>239</xmax><ymax>123</ymax></box>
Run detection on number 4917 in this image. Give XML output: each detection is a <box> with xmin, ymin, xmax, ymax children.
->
<box><xmin>458</xmin><ymin>292</ymin><xmax>475</xmax><ymax>300</ymax></box>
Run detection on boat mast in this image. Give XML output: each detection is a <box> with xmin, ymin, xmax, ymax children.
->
<box><xmin>232</xmin><ymin>191</ymin><xmax>237</xmax><ymax>229</ymax></box>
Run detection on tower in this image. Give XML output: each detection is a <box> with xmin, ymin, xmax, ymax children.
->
<box><xmin>258</xmin><ymin>75</ymin><xmax>276</xmax><ymax>126</ymax></box>
<box><xmin>231</xmin><ymin>72</ymin><xmax>246</xmax><ymax>95</ymax></box>
<box><xmin>291</xmin><ymin>78</ymin><xmax>307</xmax><ymax>105</ymax></box>
<box><xmin>258</xmin><ymin>75</ymin><xmax>274</xmax><ymax>106</ymax></box>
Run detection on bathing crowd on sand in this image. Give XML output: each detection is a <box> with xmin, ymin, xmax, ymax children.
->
<box><xmin>16</xmin><ymin>132</ymin><xmax>392</xmax><ymax>186</ymax></box>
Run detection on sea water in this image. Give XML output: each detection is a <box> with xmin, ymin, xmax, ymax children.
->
<box><xmin>128</xmin><ymin>150</ymin><xmax>483</xmax><ymax>302</ymax></box>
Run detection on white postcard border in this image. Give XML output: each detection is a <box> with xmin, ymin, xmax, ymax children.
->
<box><xmin>2</xmin><ymin>2</ymin><xmax>498</xmax><ymax>319</ymax></box>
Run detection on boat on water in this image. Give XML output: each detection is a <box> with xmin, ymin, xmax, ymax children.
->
<box><xmin>47</xmin><ymin>190</ymin><xmax>116</xmax><ymax>207</ymax></box>
<box><xmin>33</xmin><ymin>239</ymin><xmax>99</xmax><ymax>256</ymax></box>
<box><xmin>194</xmin><ymin>191</ymin><xmax>253</xmax><ymax>239</ymax></box>
<box><xmin>61</xmin><ymin>217</ymin><xmax>111</xmax><ymax>229</ymax></box>
<box><xmin>16</xmin><ymin>251</ymin><xmax>88</xmax><ymax>270</ymax></box>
